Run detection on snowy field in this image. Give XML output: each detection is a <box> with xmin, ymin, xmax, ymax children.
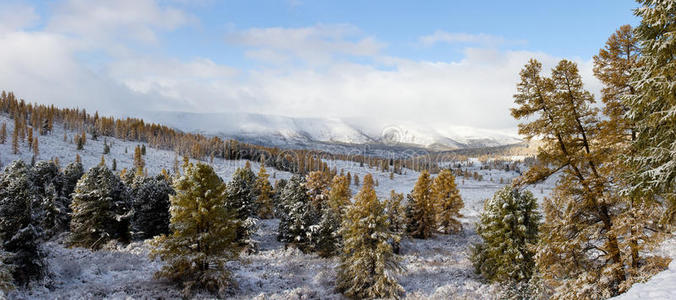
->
<box><xmin>1</xmin><ymin>113</ymin><xmax>673</xmax><ymax>299</ymax></box>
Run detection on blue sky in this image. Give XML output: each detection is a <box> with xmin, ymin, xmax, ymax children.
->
<box><xmin>0</xmin><ymin>0</ymin><xmax>640</xmax><ymax>131</ymax></box>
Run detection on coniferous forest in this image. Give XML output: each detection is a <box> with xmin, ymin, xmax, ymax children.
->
<box><xmin>1</xmin><ymin>0</ymin><xmax>676</xmax><ymax>299</ymax></box>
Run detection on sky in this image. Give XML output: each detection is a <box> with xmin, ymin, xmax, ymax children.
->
<box><xmin>0</xmin><ymin>0</ymin><xmax>640</xmax><ymax>133</ymax></box>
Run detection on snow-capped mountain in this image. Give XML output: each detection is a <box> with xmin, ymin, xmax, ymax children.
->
<box><xmin>140</xmin><ymin>111</ymin><xmax>522</xmax><ymax>151</ymax></box>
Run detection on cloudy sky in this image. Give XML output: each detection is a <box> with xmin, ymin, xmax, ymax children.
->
<box><xmin>0</xmin><ymin>0</ymin><xmax>638</xmax><ymax>132</ymax></box>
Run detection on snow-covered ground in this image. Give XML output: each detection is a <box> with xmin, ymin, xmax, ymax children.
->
<box><xmin>2</xmin><ymin>113</ymin><xmax>673</xmax><ymax>299</ymax></box>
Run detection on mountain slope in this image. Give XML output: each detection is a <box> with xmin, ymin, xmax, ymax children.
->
<box><xmin>140</xmin><ymin>111</ymin><xmax>521</xmax><ymax>151</ymax></box>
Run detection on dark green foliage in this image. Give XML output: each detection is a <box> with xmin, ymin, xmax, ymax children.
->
<box><xmin>225</xmin><ymin>166</ymin><xmax>258</xmax><ymax>246</ymax></box>
<box><xmin>0</xmin><ymin>161</ymin><xmax>44</xmax><ymax>286</ymax></box>
<box><xmin>61</xmin><ymin>161</ymin><xmax>84</xmax><ymax>199</ymax></box>
<box><xmin>31</xmin><ymin>161</ymin><xmax>70</xmax><ymax>238</ymax></box>
<box><xmin>471</xmin><ymin>186</ymin><xmax>540</xmax><ymax>283</ymax></box>
<box><xmin>69</xmin><ymin>164</ymin><xmax>131</xmax><ymax>249</ymax></box>
<box><xmin>312</xmin><ymin>207</ymin><xmax>342</xmax><ymax>257</ymax></box>
<box><xmin>277</xmin><ymin>175</ymin><xmax>316</xmax><ymax>251</ymax></box>
<box><xmin>130</xmin><ymin>175</ymin><xmax>174</xmax><ymax>240</ymax></box>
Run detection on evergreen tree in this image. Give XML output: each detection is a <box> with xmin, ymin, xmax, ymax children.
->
<box><xmin>0</xmin><ymin>161</ymin><xmax>44</xmax><ymax>286</ymax></box>
<box><xmin>31</xmin><ymin>160</ymin><xmax>70</xmax><ymax>239</ymax></box>
<box><xmin>471</xmin><ymin>186</ymin><xmax>540</xmax><ymax>283</ymax></box>
<box><xmin>112</xmin><ymin>158</ymin><xmax>117</xmax><ymax>171</ymax></box>
<box><xmin>103</xmin><ymin>140</ymin><xmax>110</xmax><ymax>155</ymax></box>
<box><xmin>254</xmin><ymin>164</ymin><xmax>274</xmax><ymax>219</ymax></box>
<box><xmin>336</xmin><ymin>174</ymin><xmax>403</xmax><ymax>299</ymax></box>
<box><xmin>433</xmin><ymin>170</ymin><xmax>464</xmax><ymax>234</ymax></box>
<box><xmin>277</xmin><ymin>175</ymin><xmax>315</xmax><ymax>251</ymax></box>
<box><xmin>625</xmin><ymin>1</ymin><xmax>676</xmax><ymax>219</ymax></box>
<box><xmin>130</xmin><ymin>175</ymin><xmax>174</xmax><ymax>240</ymax></box>
<box><xmin>69</xmin><ymin>164</ymin><xmax>131</xmax><ymax>249</ymax></box>
<box><xmin>0</xmin><ymin>242</ymin><xmax>14</xmax><ymax>293</ymax></box>
<box><xmin>225</xmin><ymin>166</ymin><xmax>258</xmax><ymax>246</ymax></box>
<box><xmin>406</xmin><ymin>170</ymin><xmax>436</xmax><ymax>239</ymax></box>
<box><xmin>150</xmin><ymin>162</ymin><xmax>239</xmax><ymax>297</ymax></box>
<box><xmin>61</xmin><ymin>161</ymin><xmax>84</xmax><ymax>199</ymax></box>
<box><xmin>384</xmin><ymin>191</ymin><xmax>405</xmax><ymax>254</ymax></box>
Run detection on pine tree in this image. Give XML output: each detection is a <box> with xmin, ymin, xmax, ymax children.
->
<box><xmin>625</xmin><ymin>1</ymin><xmax>676</xmax><ymax>220</ymax></box>
<box><xmin>0</xmin><ymin>161</ymin><xmax>44</xmax><ymax>286</ymax></box>
<box><xmin>433</xmin><ymin>169</ymin><xmax>464</xmax><ymax>234</ymax></box>
<box><xmin>406</xmin><ymin>170</ymin><xmax>436</xmax><ymax>239</ymax></box>
<box><xmin>112</xmin><ymin>158</ymin><xmax>117</xmax><ymax>171</ymax></box>
<box><xmin>336</xmin><ymin>174</ymin><xmax>403</xmax><ymax>299</ymax></box>
<box><xmin>471</xmin><ymin>186</ymin><xmax>540</xmax><ymax>284</ymax></box>
<box><xmin>0</xmin><ymin>242</ymin><xmax>14</xmax><ymax>293</ymax></box>
<box><xmin>277</xmin><ymin>175</ymin><xmax>315</xmax><ymax>251</ymax></box>
<box><xmin>62</xmin><ymin>161</ymin><xmax>84</xmax><ymax>199</ymax></box>
<box><xmin>384</xmin><ymin>191</ymin><xmax>405</xmax><ymax>254</ymax></box>
<box><xmin>0</xmin><ymin>122</ymin><xmax>6</xmax><ymax>144</ymax></box>
<box><xmin>69</xmin><ymin>164</ymin><xmax>131</xmax><ymax>249</ymax></box>
<box><xmin>130</xmin><ymin>175</ymin><xmax>174</xmax><ymax>240</ymax></box>
<box><xmin>225</xmin><ymin>166</ymin><xmax>258</xmax><ymax>246</ymax></box>
<box><xmin>254</xmin><ymin>164</ymin><xmax>274</xmax><ymax>219</ymax></box>
<box><xmin>150</xmin><ymin>162</ymin><xmax>239</xmax><ymax>297</ymax></box>
<box><xmin>31</xmin><ymin>160</ymin><xmax>70</xmax><ymax>239</ymax></box>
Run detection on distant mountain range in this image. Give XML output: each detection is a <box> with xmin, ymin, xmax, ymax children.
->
<box><xmin>140</xmin><ymin>111</ymin><xmax>522</xmax><ymax>152</ymax></box>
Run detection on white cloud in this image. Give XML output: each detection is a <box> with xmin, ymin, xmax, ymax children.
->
<box><xmin>419</xmin><ymin>30</ymin><xmax>521</xmax><ymax>47</ymax></box>
<box><xmin>48</xmin><ymin>0</ymin><xmax>191</xmax><ymax>44</ymax></box>
<box><xmin>226</xmin><ymin>24</ymin><xmax>385</xmax><ymax>65</ymax></box>
<box><xmin>0</xmin><ymin>3</ymin><xmax>40</xmax><ymax>33</ymax></box>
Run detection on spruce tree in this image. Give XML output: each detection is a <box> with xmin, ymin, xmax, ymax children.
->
<box><xmin>471</xmin><ymin>186</ymin><xmax>540</xmax><ymax>283</ymax></box>
<box><xmin>625</xmin><ymin>1</ymin><xmax>676</xmax><ymax>219</ymax></box>
<box><xmin>0</xmin><ymin>161</ymin><xmax>44</xmax><ymax>286</ymax></box>
<box><xmin>384</xmin><ymin>191</ymin><xmax>405</xmax><ymax>254</ymax></box>
<box><xmin>150</xmin><ymin>162</ymin><xmax>239</xmax><ymax>297</ymax></box>
<box><xmin>31</xmin><ymin>160</ymin><xmax>70</xmax><ymax>238</ymax></box>
<box><xmin>61</xmin><ymin>161</ymin><xmax>84</xmax><ymax>199</ymax></box>
<box><xmin>225</xmin><ymin>166</ymin><xmax>258</xmax><ymax>246</ymax></box>
<box><xmin>0</xmin><ymin>242</ymin><xmax>14</xmax><ymax>293</ymax></box>
<box><xmin>433</xmin><ymin>169</ymin><xmax>464</xmax><ymax>234</ymax></box>
<box><xmin>277</xmin><ymin>175</ymin><xmax>315</xmax><ymax>251</ymax></box>
<box><xmin>254</xmin><ymin>164</ymin><xmax>274</xmax><ymax>219</ymax></box>
<box><xmin>336</xmin><ymin>174</ymin><xmax>403</xmax><ymax>299</ymax></box>
<box><xmin>406</xmin><ymin>170</ymin><xmax>436</xmax><ymax>239</ymax></box>
<box><xmin>69</xmin><ymin>164</ymin><xmax>131</xmax><ymax>249</ymax></box>
<box><xmin>130</xmin><ymin>175</ymin><xmax>174</xmax><ymax>240</ymax></box>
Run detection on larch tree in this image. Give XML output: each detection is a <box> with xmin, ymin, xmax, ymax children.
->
<box><xmin>0</xmin><ymin>122</ymin><xmax>6</xmax><ymax>144</ymax></box>
<box><xmin>625</xmin><ymin>0</ymin><xmax>676</xmax><ymax>221</ymax></box>
<box><xmin>336</xmin><ymin>174</ymin><xmax>404</xmax><ymax>299</ymax></box>
<box><xmin>254</xmin><ymin>164</ymin><xmax>274</xmax><ymax>219</ymax></box>
<box><xmin>313</xmin><ymin>175</ymin><xmax>351</xmax><ymax>257</ymax></box>
<box><xmin>133</xmin><ymin>145</ymin><xmax>145</xmax><ymax>176</ymax></box>
<box><xmin>406</xmin><ymin>170</ymin><xmax>436</xmax><ymax>239</ymax></box>
<box><xmin>432</xmin><ymin>169</ymin><xmax>464</xmax><ymax>234</ymax></box>
<box><xmin>512</xmin><ymin>59</ymin><xmax>667</xmax><ymax>298</ymax></box>
<box><xmin>305</xmin><ymin>170</ymin><xmax>329</xmax><ymax>211</ymax></box>
<box><xmin>150</xmin><ymin>162</ymin><xmax>239</xmax><ymax>297</ymax></box>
